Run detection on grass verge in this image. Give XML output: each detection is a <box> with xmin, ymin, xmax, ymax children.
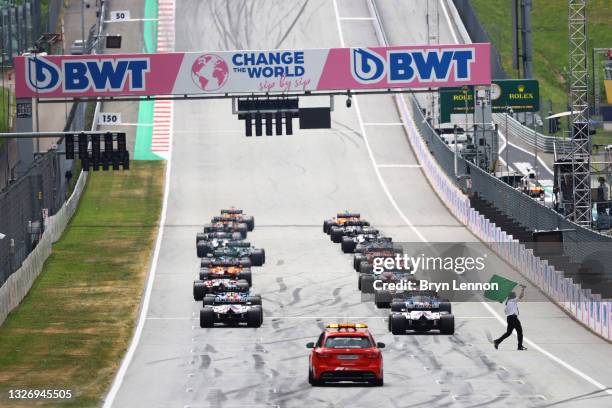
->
<box><xmin>471</xmin><ymin>0</ymin><xmax>612</xmax><ymax>143</ymax></box>
<box><xmin>0</xmin><ymin>161</ymin><xmax>165</xmax><ymax>407</ymax></box>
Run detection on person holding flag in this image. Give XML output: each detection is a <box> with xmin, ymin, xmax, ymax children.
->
<box><xmin>484</xmin><ymin>274</ymin><xmax>527</xmax><ymax>351</ymax></box>
<box><xmin>494</xmin><ymin>284</ymin><xmax>527</xmax><ymax>350</ymax></box>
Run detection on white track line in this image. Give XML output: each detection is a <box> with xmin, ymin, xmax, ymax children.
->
<box><xmin>338</xmin><ymin>17</ymin><xmax>375</xmax><ymax>21</ymax></box>
<box><xmin>103</xmin><ymin>148</ymin><xmax>172</xmax><ymax>408</ymax></box>
<box><xmin>351</xmin><ymin>0</ymin><xmax>612</xmax><ymax>396</ymax></box>
<box><xmin>440</xmin><ymin>0</ymin><xmax>612</xmax><ymax>395</ymax></box>
<box><xmin>376</xmin><ymin>164</ymin><xmax>422</xmax><ymax>168</ymax></box>
<box><xmin>103</xmin><ymin>2</ymin><xmax>175</xmax><ymax>403</ymax></box>
<box><xmin>333</xmin><ymin>0</ymin><xmax>426</xmax><ymax>243</ymax></box>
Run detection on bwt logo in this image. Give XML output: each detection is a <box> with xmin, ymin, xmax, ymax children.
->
<box><xmin>351</xmin><ymin>47</ymin><xmax>475</xmax><ymax>84</ymax></box>
<box><xmin>25</xmin><ymin>56</ymin><xmax>150</xmax><ymax>93</ymax></box>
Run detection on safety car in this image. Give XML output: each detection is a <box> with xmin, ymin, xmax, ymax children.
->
<box><xmin>306</xmin><ymin>323</ymin><xmax>385</xmax><ymax>386</ymax></box>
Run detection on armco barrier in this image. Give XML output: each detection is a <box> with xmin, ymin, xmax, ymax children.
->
<box><xmin>0</xmin><ymin>0</ymin><xmax>107</xmax><ymax>326</ymax></box>
<box><xmin>0</xmin><ymin>171</ymin><xmax>88</xmax><ymax>325</ymax></box>
<box><xmin>493</xmin><ymin>112</ymin><xmax>573</xmax><ymax>154</ymax></box>
<box><xmin>394</xmin><ymin>92</ymin><xmax>612</xmax><ymax>340</ymax></box>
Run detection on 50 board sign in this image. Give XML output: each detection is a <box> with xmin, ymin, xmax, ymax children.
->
<box><xmin>14</xmin><ymin>43</ymin><xmax>491</xmax><ymax>98</ymax></box>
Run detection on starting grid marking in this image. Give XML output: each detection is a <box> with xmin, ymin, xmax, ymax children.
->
<box><xmin>151</xmin><ymin>0</ymin><xmax>176</xmax><ymax>160</ymax></box>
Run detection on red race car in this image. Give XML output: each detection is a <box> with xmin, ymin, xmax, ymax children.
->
<box><xmin>306</xmin><ymin>323</ymin><xmax>385</xmax><ymax>386</ymax></box>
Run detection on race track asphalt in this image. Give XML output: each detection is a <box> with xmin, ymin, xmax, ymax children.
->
<box><xmin>108</xmin><ymin>1</ymin><xmax>612</xmax><ymax>407</ymax></box>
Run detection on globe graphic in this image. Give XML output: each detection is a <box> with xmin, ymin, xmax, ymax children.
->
<box><xmin>191</xmin><ymin>54</ymin><xmax>229</xmax><ymax>91</ymax></box>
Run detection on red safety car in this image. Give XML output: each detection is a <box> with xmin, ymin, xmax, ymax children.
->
<box><xmin>306</xmin><ymin>323</ymin><xmax>385</xmax><ymax>386</ymax></box>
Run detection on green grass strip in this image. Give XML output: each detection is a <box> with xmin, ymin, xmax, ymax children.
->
<box><xmin>0</xmin><ymin>161</ymin><xmax>165</xmax><ymax>407</ymax></box>
<box><xmin>134</xmin><ymin>0</ymin><xmax>162</xmax><ymax>161</ymax></box>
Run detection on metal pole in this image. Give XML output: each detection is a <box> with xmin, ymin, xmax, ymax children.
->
<box><xmin>505</xmin><ymin>106</ymin><xmax>509</xmax><ymax>174</ymax></box>
<box><xmin>534</xmin><ymin>119</ymin><xmax>539</xmax><ymax>180</ymax></box>
<box><xmin>81</xmin><ymin>0</ymin><xmax>85</xmax><ymax>52</ymax></box>
<box><xmin>453</xmin><ymin>124</ymin><xmax>458</xmax><ymax>177</ymax></box>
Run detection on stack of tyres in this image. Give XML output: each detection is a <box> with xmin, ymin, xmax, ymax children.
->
<box><xmin>193</xmin><ymin>209</ymin><xmax>264</xmax><ymax>328</ymax></box>
<box><xmin>323</xmin><ymin>212</ymin><xmax>455</xmax><ymax>335</ymax></box>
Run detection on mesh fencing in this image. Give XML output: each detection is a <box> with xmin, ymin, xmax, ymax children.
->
<box><xmin>0</xmin><ymin>0</ymin><xmax>42</xmax><ymax>62</ymax></box>
<box><xmin>407</xmin><ymin>94</ymin><xmax>612</xmax><ymax>274</ymax></box>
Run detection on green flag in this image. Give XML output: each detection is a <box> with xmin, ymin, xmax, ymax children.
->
<box><xmin>484</xmin><ymin>274</ymin><xmax>518</xmax><ymax>303</ymax></box>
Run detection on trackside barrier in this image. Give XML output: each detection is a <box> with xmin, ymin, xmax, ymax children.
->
<box><xmin>0</xmin><ymin>171</ymin><xmax>88</xmax><ymax>325</ymax></box>
<box><xmin>0</xmin><ymin>0</ymin><xmax>108</xmax><ymax>326</ymax></box>
<box><xmin>394</xmin><ymin>93</ymin><xmax>612</xmax><ymax>340</ymax></box>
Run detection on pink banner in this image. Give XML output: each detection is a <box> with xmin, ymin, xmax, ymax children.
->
<box><xmin>15</xmin><ymin>43</ymin><xmax>491</xmax><ymax>98</ymax></box>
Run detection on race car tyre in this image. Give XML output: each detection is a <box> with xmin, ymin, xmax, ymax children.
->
<box><xmin>196</xmin><ymin>232</ymin><xmax>207</xmax><ymax>244</ymax></box>
<box><xmin>390</xmin><ymin>314</ymin><xmax>405</xmax><ymax>335</ymax></box>
<box><xmin>323</xmin><ymin>220</ymin><xmax>331</xmax><ymax>234</ymax></box>
<box><xmin>221</xmin><ymin>208</ymin><xmax>242</xmax><ymax>215</ymax></box>
<box><xmin>354</xmin><ymin>254</ymin><xmax>366</xmax><ymax>271</ymax></box>
<box><xmin>360</xmin><ymin>275</ymin><xmax>376</xmax><ymax>294</ymax></box>
<box><xmin>237</xmin><ymin>223</ymin><xmax>248</xmax><ymax>239</ymax></box>
<box><xmin>330</xmin><ymin>227</ymin><xmax>344</xmax><ymax>243</ymax></box>
<box><xmin>200</xmin><ymin>258</ymin><xmax>212</xmax><ymax>268</ymax></box>
<box><xmin>199</xmin><ymin>269</ymin><xmax>209</xmax><ymax>281</ymax></box>
<box><xmin>308</xmin><ymin>368</ymin><xmax>322</xmax><ymax>386</ymax></box>
<box><xmin>371</xmin><ymin>377</ymin><xmax>384</xmax><ymax>387</ymax></box>
<box><xmin>200</xmin><ymin>308</ymin><xmax>214</xmax><ymax>328</ymax></box>
<box><xmin>359</xmin><ymin>262</ymin><xmax>373</xmax><ymax>275</ymax></box>
<box><xmin>247</xmin><ymin>306</ymin><xmax>263</xmax><ymax>327</ymax></box>
<box><xmin>391</xmin><ymin>300</ymin><xmax>405</xmax><ymax>312</ymax></box>
<box><xmin>375</xmin><ymin>290</ymin><xmax>392</xmax><ymax>309</ymax></box>
<box><xmin>243</xmin><ymin>216</ymin><xmax>255</xmax><ymax>231</ymax></box>
<box><xmin>358</xmin><ymin>274</ymin><xmax>362</xmax><ymax>290</ymax></box>
<box><xmin>239</xmin><ymin>270</ymin><xmax>252</xmax><ymax>286</ymax></box>
<box><xmin>250</xmin><ymin>248</ymin><xmax>265</xmax><ymax>266</ymax></box>
<box><xmin>341</xmin><ymin>237</ymin><xmax>356</xmax><ymax>253</ymax></box>
<box><xmin>202</xmin><ymin>294</ymin><xmax>216</xmax><ymax>306</ymax></box>
<box><xmin>439</xmin><ymin>302</ymin><xmax>452</xmax><ymax>314</ymax></box>
<box><xmin>247</xmin><ymin>295</ymin><xmax>262</xmax><ymax>305</ymax></box>
<box><xmin>440</xmin><ymin>314</ymin><xmax>455</xmax><ymax>335</ymax></box>
<box><xmin>196</xmin><ymin>241</ymin><xmax>214</xmax><ymax>258</ymax></box>
<box><xmin>237</xmin><ymin>280</ymin><xmax>250</xmax><ymax>292</ymax></box>
<box><xmin>239</xmin><ymin>258</ymin><xmax>252</xmax><ymax>268</ymax></box>
<box><xmin>193</xmin><ymin>280</ymin><xmax>205</xmax><ymax>301</ymax></box>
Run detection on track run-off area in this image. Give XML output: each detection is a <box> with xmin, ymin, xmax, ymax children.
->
<box><xmin>104</xmin><ymin>1</ymin><xmax>612</xmax><ymax>407</ymax></box>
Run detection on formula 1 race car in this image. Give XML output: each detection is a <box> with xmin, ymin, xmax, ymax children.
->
<box><xmin>199</xmin><ymin>266</ymin><xmax>252</xmax><ymax>286</ymax></box>
<box><xmin>306</xmin><ymin>323</ymin><xmax>385</xmax><ymax>386</ymax></box>
<box><xmin>202</xmin><ymin>291</ymin><xmax>262</xmax><ymax>306</ymax></box>
<box><xmin>340</xmin><ymin>231</ymin><xmax>390</xmax><ymax>253</ymax></box>
<box><xmin>196</xmin><ymin>239</ymin><xmax>262</xmax><ymax>259</ymax></box>
<box><xmin>388</xmin><ymin>299</ymin><xmax>454</xmax><ymax>335</ymax></box>
<box><xmin>203</xmin><ymin>221</ymin><xmax>248</xmax><ymax>239</ymax></box>
<box><xmin>323</xmin><ymin>212</ymin><xmax>367</xmax><ymax>234</ymax></box>
<box><xmin>200</xmin><ymin>304</ymin><xmax>263</xmax><ymax>328</ymax></box>
<box><xmin>210</xmin><ymin>209</ymin><xmax>255</xmax><ymax>231</ymax></box>
<box><xmin>329</xmin><ymin>221</ymin><xmax>371</xmax><ymax>242</ymax></box>
<box><xmin>358</xmin><ymin>268</ymin><xmax>414</xmax><ymax>295</ymax></box>
<box><xmin>201</xmin><ymin>246</ymin><xmax>265</xmax><ymax>266</ymax></box>
<box><xmin>353</xmin><ymin>247</ymin><xmax>402</xmax><ymax>274</ymax></box>
<box><xmin>193</xmin><ymin>278</ymin><xmax>249</xmax><ymax>301</ymax></box>
<box><xmin>200</xmin><ymin>257</ymin><xmax>252</xmax><ymax>269</ymax></box>
<box><xmin>195</xmin><ymin>231</ymin><xmax>242</xmax><ymax>244</ymax></box>
<box><xmin>390</xmin><ymin>292</ymin><xmax>451</xmax><ymax>314</ymax></box>
<box><xmin>328</xmin><ymin>225</ymin><xmax>379</xmax><ymax>245</ymax></box>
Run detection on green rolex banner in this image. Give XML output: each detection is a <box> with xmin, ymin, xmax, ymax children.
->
<box><xmin>484</xmin><ymin>274</ymin><xmax>518</xmax><ymax>303</ymax></box>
